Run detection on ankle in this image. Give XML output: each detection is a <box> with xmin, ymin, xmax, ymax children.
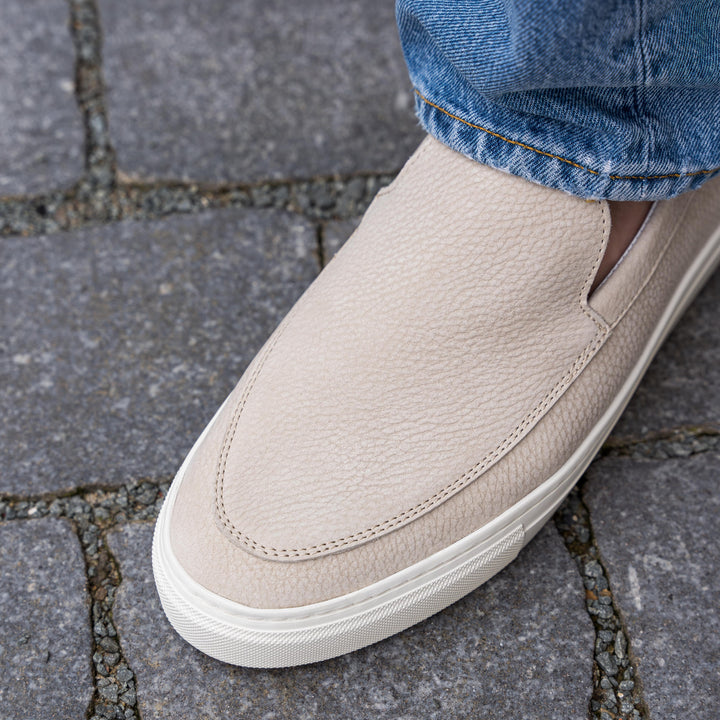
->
<box><xmin>591</xmin><ymin>200</ymin><xmax>654</xmax><ymax>293</ymax></box>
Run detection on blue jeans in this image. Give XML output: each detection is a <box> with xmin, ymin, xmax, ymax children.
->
<box><xmin>396</xmin><ymin>0</ymin><xmax>720</xmax><ymax>200</ymax></box>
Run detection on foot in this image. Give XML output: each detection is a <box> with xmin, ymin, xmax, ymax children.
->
<box><xmin>591</xmin><ymin>200</ymin><xmax>654</xmax><ymax>293</ymax></box>
<box><xmin>153</xmin><ymin>136</ymin><xmax>720</xmax><ymax>667</ymax></box>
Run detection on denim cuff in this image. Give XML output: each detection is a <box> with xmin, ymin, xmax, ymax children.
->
<box><xmin>413</xmin><ymin>88</ymin><xmax>720</xmax><ymax>202</ymax></box>
<box><xmin>397</xmin><ymin>0</ymin><xmax>720</xmax><ymax>202</ymax></box>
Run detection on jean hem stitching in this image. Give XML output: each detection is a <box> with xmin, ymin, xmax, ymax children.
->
<box><xmin>415</xmin><ymin>89</ymin><xmax>720</xmax><ymax>182</ymax></box>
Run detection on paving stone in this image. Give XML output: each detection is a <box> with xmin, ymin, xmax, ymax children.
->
<box><xmin>612</xmin><ymin>270</ymin><xmax>720</xmax><ymax>437</ymax></box>
<box><xmin>100</xmin><ymin>0</ymin><xmax>423</xmax><ymax>183</ymax></box>
<box><xmin>0</xmin><ymin>518</ymin><xmax>92</xmax><ymax>718</ymax></box>
<box><xmin>0</xmin><ymin>208</ymin><xmax>318</xmax><ymax>494</ymax></box>
<box><xmin>0</xmin><ymin>0</ymin><xmax>83</xmax><ymax>196</ymax></box>
<box><xmin>585</xmin><ymin>454</ymin><xmax>720</xmax><ymax>718</ymax></box>
<box><xmin>323</xmin><ymin>217</ymin><xmax>361</xmax><ymax>262</ymax></box>
<box><xmin>109</xmin><ymin>522</ymin><xmax>593</xmax><ymax>720</ymax></box>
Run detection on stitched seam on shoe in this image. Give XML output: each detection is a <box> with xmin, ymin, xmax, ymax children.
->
<box><xmin>415</xmin><ymin>90</ymin><xmax>720</xmax><ymax>182</ymax></box>
<box><xmin>215</xmin><ymin>310</ymin><xmax>298</xmax><ymax>544</ymax></box>
<box><xmin>582</xmin><ymin>201</ymin><xmax>611</xmax><ymax>330</ymax></box>
<box><xmin>216</xmin><ymin>328</ymin><xmax>609</xmax><ymax>559</ymax></box>
<box><xmin>216</xmin><ymin>193</ymin><xmax>611</xmax><ymax>558</ymax></box>
<box><xmin>610</xmin><ymin>192</ymin><xmax>694</xmax><ymax>329</ymax></box>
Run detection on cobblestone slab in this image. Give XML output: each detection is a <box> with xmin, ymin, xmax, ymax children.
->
<box><xmin>0</xmin><ymin>518</ymin><xmax>93</xmax><ymax>718</ymax></box>
<box><xmin>612</xmin><ymin>271</ymin><xmax>720</xmax><ymax>436</ymax></box>
<box><xmin>100</xmin><ymin>0</ymin><xmax>423</xmax><ymax>183</ymax></box>
<box><xmin>109</xmin><ymin>522</ymin><xmax>593</xmax><ymax>720</ymax></box>
<box><xmin>584</xmin><ymin>454</ymin><xmax>720</xmax><ymax>718</ymax></box>
<box><xmin>0</xmin><ymin>0</ymin><xmax>83</xmax><ymax>196</ymax></box>
<box><xmin>0</xmin><ymin>208</ymin><xmax>318</xmax><ymax>494</ymax></box>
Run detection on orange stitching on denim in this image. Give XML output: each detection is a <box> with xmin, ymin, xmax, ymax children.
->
<box><xmin>415</xmin><ymin>90</ymin><xmax>720</xmax><ymax>183</ymax></box>
<box><xmin>414</xmin><ymin>90</ymin><xmax>599</xmax><ymax>175</ymax></box>
<box><xmin>607</xmin><ymin>169</ymin><xmax>717</xmax><ymax>180</ymax></box>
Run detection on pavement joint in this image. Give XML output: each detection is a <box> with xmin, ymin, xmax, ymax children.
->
<box><xmin>554</xmin><ymin>486</ymin><xmax>650</xmax><ymax>720</ymax></box>
<box><xmin>68</xmin><ymin>0</ymin><xmax>117</xmax><ymax>195</ymax></box>
<box><xmin>602</xmin><ymin>423</ymin><xmax>719</xmax><ymax>460</ymax></box>
<box><xmin>0</xmin><ymin>172</ymin><xmax>394</xmax><ymax>238</ymax></box>
<box><xmin>315</xmin><ymin>222</ymin><xmax>327</xmax><ymax>269</ymax></box>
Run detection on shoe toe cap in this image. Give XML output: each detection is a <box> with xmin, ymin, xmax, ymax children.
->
<box><xmin>165</xmin><ymin>378</ymin><xmax>410</xmax><ymax>609</ymax></box>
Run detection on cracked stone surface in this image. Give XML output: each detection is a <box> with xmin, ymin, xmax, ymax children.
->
<box><xmin>612</xmin><ymin>270</ymin><xmax>720</xmax><ymax>437</ymax></box>
<box><xmin>100</xmin><ymin>0</ymin><xmax>423</xmax><ymax>183</ymax></box>
<box><xmin>0</xmin><ymin>208</ymin><xmax>318</xmax><ymax>494</ymax></box>
<box><xmin>0</xmin><ymin>518</ymin><xmax>93</xmax><ymax>718</ymax></box>
<box><xmin>0</xmin><ymin>0</ymin><xmax>83</xmax><ymax>196</ymax></box>
<box><xmin>109</xmin><ymin>522</ymin><xmax>593</xmax><ymax>720</ymax></box>
<box><xmin>585</xmin><ymin>454</ymin><xmax>720</xmax><ymax>718</ymax></box>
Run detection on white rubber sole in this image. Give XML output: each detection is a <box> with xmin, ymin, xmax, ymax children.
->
<box><xmin>153</xmin><ymin>223</ymin><xmax>720</xmax><ymax>668</ymax></box>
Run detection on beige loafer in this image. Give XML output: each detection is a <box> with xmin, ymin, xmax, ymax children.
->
<box><xmin>153</xmin><ymin>137</ymin><xmax>720</xmax><ymax>668</ymax></box>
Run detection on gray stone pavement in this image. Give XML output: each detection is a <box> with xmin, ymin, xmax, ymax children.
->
<box><xmin>99</xmin><ymin>0</ymin><xmax>423</xmax><ymax>183</ymax></box>
<box><xmin>0</xmin><ymin>2</ymin><xmax>718</xmax><ymax>719</ymax></box>
<box><xmin>109</xmin><ymin>523</ymin><xmax>593</xmax><ymax>720</ymax></box>
<box><xmin>0</xmin><ymin>519</ymin><xmax>93</xmax><ymax>718</ymax></box>
<box><xmin>586</xmin><ymin>455</ymin><xmax>720</xmax><ymax>719</ymax></box>
<box><xmin>1</xmin><ymin>209</ymin><xmax>318</xmax><ymax>495</ymax></box>
<box><xmin>0</xmin><ymin>0</ymin><xmax>84</xmax><ymax>196</ymax></box>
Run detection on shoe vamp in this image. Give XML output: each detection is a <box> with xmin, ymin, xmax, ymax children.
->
<box><xmin>217</xmin><ymin>139</ymin><xmax>609</xmax><ymax>560</ymax></box>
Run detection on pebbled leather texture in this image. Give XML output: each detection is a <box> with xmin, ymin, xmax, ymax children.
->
<box><xmin>169</xmin><ymin>137</ymin><xmax>720</xmax><ymax>608</ymax></box>
<box><xmin>214</xmin><ymin>137</ymin><xmax>610</xmax><ymax>560</ymax></box>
